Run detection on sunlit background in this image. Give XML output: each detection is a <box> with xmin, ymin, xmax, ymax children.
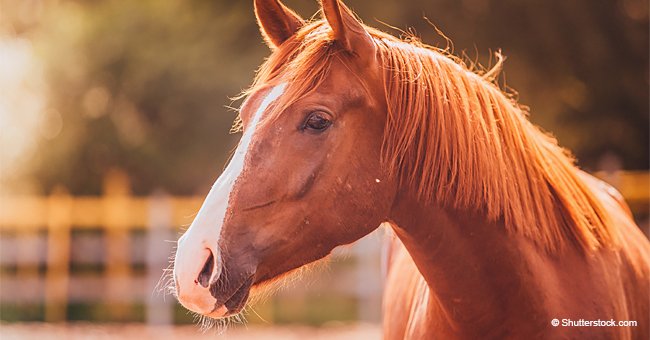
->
<box><xmin>1</xmin><ymin>0</ymin><xmax>648</xmax><ymax>338</ymax></box>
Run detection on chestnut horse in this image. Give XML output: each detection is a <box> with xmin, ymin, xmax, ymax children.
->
<box><xmin>172</xmin><ymin>0</ymin><xmax>650</xmax><ymax>338</ymax></box>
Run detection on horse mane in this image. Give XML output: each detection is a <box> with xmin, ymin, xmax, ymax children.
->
<box><xmin>242</xmin><ymin>20</ymin><xmax>617</xmax><ymax>254</ymax></box>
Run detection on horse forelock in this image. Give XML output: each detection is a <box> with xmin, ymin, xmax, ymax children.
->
<box><xmin>240</xmin><ymin>18</ymin><xmax>618</xmax><ymax>254</ymax></box>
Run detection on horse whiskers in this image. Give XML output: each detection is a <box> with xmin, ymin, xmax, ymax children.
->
<box><xmin>155</xmin><ymin>246</ymin><xmax>178</xmax><ymax>300</ymax></box>
<box><xmin>246</xmin><ymin>304</ymin><xmax>270</xmax><ymax>324</ymax></box>
<box><xmin>193</xmin><ymin>312</ymin><xmax>218</xmax><ymax>333</ymax></box>
<box><xmin>190</xmin><ymin>305</ymin><xmax>251</xmax><ymax>334</ymax></box>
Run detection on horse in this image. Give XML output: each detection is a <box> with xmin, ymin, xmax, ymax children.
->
<box><xmin>171</xmin><ymin>0</ymin><xmax>650</xmax><ymax>338</ymax></box>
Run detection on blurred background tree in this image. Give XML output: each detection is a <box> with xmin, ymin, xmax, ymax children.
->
<box><xmin>1</xmin><ymin>0</ymin><xmax>647</xmax><ymax>196</ymax></box>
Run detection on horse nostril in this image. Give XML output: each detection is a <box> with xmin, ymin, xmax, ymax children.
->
<box><xmin>197</xmin><ymin>249</ymin><xmax>214</xmax><ymax>288</ymax></box>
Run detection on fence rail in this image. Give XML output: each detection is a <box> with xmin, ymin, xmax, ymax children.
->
<box><xmin>0</xmin><ymin>170</ymin><xmax>648</xmax><ymax>323</ymax></box>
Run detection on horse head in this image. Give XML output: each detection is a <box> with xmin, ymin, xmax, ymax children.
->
<box><xmin>173</xmin><ymin>0</ymin><xmax>394</xmax><ymax>318</ymax></box>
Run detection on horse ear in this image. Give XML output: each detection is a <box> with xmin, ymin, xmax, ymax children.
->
<box><xmin>255</xmin><ymin>0</ymin><xmax>305</xmax><ymax>49</ymax></box>
<box><xmin>320</xmin><ymin>0</ymin><xmax>376</xmax><ymax>63</ymax></box>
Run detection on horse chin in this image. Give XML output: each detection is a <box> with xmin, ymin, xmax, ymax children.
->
<box><xmin>204</xmin><ymin>277</ymin><xmax>271</xmax><ymax>319</ymax></box>
<box><xmin>207</xmin><ymin>275</ymin><xmax>254</xmax><ymax>318</ymax></box>
<box><xmin>223</xmin><ymin>277</ymin><xmax>253</xmax><ymax>314</ymax></box>
<box><xmin>205</xmin><ymin>305</ymin><xmax>230</xmax><ymax>319</ymax></box>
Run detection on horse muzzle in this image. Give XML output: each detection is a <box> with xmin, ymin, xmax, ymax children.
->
<box><xmin>173</xmin><ymin>232</ymin><xmax>226</xmax><ymax>317</ymax></box>
<box><xmin>173</xmin><ymin>232</ymin><xmax>257</xmax><ymax>318</ymax></box>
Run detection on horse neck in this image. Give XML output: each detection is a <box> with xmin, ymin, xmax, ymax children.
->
<box><xmin>388</xmin><ymin>192</ymin><xmax>555</xmax><ymax>333</ymax></box>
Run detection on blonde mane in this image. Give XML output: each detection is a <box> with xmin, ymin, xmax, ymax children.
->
<box><xmin>242</xmin><ymin>20</ymin><xmax>617</xmax><ymax>254</ymax></box>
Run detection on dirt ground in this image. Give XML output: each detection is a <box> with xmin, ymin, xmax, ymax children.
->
<box><xmin>0</xmin><ymin>322</ymin><xmax>381</xmax><ymax>340</ymax></box>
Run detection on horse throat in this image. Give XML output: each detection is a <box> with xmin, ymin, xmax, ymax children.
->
<box><xmin>387</xmin><ymin>194</ymin><xmax>552</xmax><ymax>337</ymax></box>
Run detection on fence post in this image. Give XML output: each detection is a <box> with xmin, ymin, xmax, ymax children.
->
<box><xmin>103</xmin><ymin>169</ymin><xmax>132</xmax><ymax>320</ymax></box>
<box><xmin>146</xmin><ymin>190</ymin><xmax>174</xmax><ymax>331</ymax></box>
<box><xmin>354</xmin><ymin>229</ymin><xmax>383</xmax><ymax>323</ymax></box>
<box><xmin>45</xmin><ymin>186</ymin><xmax>72</xmax><ymax>322</ymax></box>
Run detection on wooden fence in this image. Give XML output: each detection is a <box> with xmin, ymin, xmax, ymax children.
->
<box><xmin>0</xmin><ymin>170</ymin><xmax>647</xmax><ymax>323</ymax></box>
<box><xmin>0</xmin><ymin>169</ymin><xmax>385</xmax><ymax>324</ymax></box>
<box><xmin>0</xmin><ymin>170</ymin><xmax>198</xmax><ymax>323</ymax></box>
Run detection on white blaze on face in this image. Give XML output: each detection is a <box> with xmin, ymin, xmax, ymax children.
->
<box><xmin>173</xmin><ymin>83</ymin><xmax>286</xmax><ymax>312</ymax></box>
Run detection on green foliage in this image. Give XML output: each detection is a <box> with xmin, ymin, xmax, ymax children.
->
<box><xmin>269</xmin><ymin>295</ymin><xmax>358</xmax><ymax>325</ymax></box>
<box><xmin>0</xmin><ymin>304</ymin><xmax>45</xmax><ymax>322</ymax></box>
<box><xmin>32</xmin><ymin>0</ymin><xmax>269</xmax><ymax>194</ymax></box>
<box><xmin>66</xmin><ymin>303</ymin><xmax>145</xmax><ymax>323</ymax></box>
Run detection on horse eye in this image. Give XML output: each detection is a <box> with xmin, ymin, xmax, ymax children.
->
<box><xmin>304</xmin><ymin>112</ymin><xmax>332</xmax><ymax>132</ymax></box>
